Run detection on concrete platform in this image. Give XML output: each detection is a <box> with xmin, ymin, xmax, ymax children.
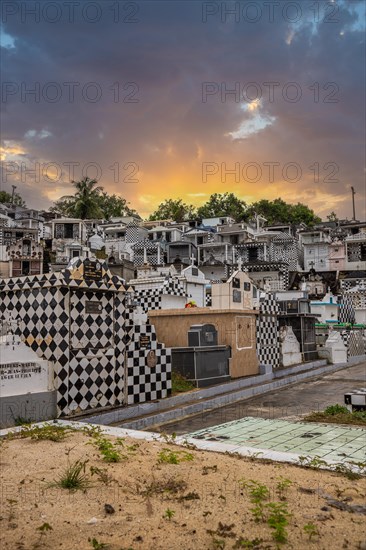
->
<box><xmin>159</xmin><ymin>362</ymin><xmax>366</xmax><ymax>434</ymax></box>
<box><xmin>188</xmin><ymin>416</ymin><xmax>366</xmax><ymax>463</ymax></box>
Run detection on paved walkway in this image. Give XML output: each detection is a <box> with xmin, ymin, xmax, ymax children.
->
<box><xmin>161</xmin><ymin>362</ymin><xmax>366</xmax><ymax>434</ymax></box>
<box><xmin>189</xmin><ymin>416</ymin><xmax>366</xmax><ymax>463</ymax></box>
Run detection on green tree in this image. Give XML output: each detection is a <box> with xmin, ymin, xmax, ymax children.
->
<box><xmin>51</xmin><ymin>180</ymin><xmax>140</xmax><ymax>220</ymax></box>
<box><xmin>67</xmin><ymin>177</ymin><xmax>104</xmax><ymax>219</ymax></box>
<box><xmin>149</xmin><ymin>199</ymin><xmax>196</xmax><ymax>222</ymax></box>
<box><xmin>247</xmin><ymin>198</ymin><xmax>321</xmax><ymax>226</ymax></box>
<box><xmin>49</xmin><ymin>197</ymin><xmax>75</xmax><ymax>216</ymax></box>
<box><xmin>97</xmin><ymin>192</ymin><xmax>141</xmax><ymax>221</ymax></box>
<box><xmin>0</xmin><ymin>190</ymin><xmax>26</xmax><ymax>207</ymax></box>
<box><xmin>326</xmin><ymin>211</ymin><xmax>338</xmax><ymax>222</ymax></box>
<box><xmin>197</xmin><ymin>193</ymin><xmax>248</xmax><ymax>221</ymax></box>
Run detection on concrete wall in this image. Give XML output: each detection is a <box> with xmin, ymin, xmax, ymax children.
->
<box><xmin>149</xmin><ymin>308</ymin><xmax>259</xmax><ymax>378</ymax></box>
<box><xmin>0</xmin><ymin>390</ymin><xmax>57</xmax><ymax>428</ymax></box>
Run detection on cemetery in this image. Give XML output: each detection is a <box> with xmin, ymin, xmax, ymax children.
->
<box><xmin>1</xmin><ymin>252</ymin><xmax>365</xmax><ymax>430</ymax></box>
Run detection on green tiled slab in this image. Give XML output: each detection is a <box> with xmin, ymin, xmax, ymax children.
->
<box><xmin>189</xmin><ymin>417</ymin><xmax>366</xmax><ymax>463</ymax></box>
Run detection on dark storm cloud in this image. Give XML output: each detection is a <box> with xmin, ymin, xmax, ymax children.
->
<box><xmin>1</xmin><ymin>0</ymin><xmax>365</xmax><ymax>219</ymax></box>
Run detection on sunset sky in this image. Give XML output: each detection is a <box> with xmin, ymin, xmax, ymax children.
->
<box><xmin>1</xmin><ymin>0</ymin><xmax>365</xmax><ymax>220</ymax></box>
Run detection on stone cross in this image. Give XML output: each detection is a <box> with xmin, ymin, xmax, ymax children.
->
<box><xmin>237</xmin><ymin>256</ymin><xmax>243</xmax><ymax>271</ymax></box>
<box><xmin>190</xmin><ymin>254</ymin><xmax>196</xmax><ymax>266</ymax></box>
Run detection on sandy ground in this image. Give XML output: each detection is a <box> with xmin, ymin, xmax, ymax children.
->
<box><xmin>0</xmin><ymin>430</ymin><xmax>365</xmax><ymax>550</ymax></box>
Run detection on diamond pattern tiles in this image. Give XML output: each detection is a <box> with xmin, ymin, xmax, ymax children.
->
<box><xmin>256</xmin><ymin>294</ymin><xmax>281</xmax><ymax>369</ymax></box>
<box><xmin>1</xmin><ymin>260</ymin><xmax>173</xmax><ymax>415</ymax></box>
<box><xmin>126</xmin><ymin>322</ymin><xmax>172</xmax><ymax>404</ymax></box>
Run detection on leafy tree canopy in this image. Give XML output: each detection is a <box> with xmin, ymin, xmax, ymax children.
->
<box><xmin>326</xmin><ymin>211</ymin><xmax>338</xmax><ymax>222</ymax></box>
<box><xmin>50</xmin><ymin>178</ymin><xmax>139</xmax><ymax>220</ymax></box>
<box><xmin>247</xmin><ymin>198</ymin><xmax>321</xmax><ymax>226</ymax></box>
<box><xmin>0</xmin><ymin>190</ymin><xmax>26</xmax><ymax>207</ymax></box>
<box><xmin>148</xmin><ymin>199</ymin><xmax>196</xmax><ymax>222</ymax></box>
<box><xmin>197</xmin><ymin>193</ymin><xmax>248</xmax><ymax>222</ymax></box>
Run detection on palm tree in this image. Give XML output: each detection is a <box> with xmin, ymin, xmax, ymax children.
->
<box><xmin>60</xmin><ymin>177</ymin><xmax>104</xmax><ymax>219</ymax></box>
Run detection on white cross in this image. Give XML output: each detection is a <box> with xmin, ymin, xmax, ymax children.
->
<box><xmin>190</xmin><ymin>254</ymin><xmax>196</xmax><ymax>266</ymax></box>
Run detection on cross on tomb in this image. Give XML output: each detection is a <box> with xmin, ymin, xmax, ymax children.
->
<box><xmin>190</xmin><ymin>254</ymin><xmax>196</xmax><ymax>266</ymax></box>
<box><xmin>237</xmin><ymin>256</ymin><xmax>243</xmax><ymax>271</ymax></box>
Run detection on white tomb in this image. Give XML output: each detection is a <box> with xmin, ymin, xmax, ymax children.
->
<box><xmin>318</xmin><ymin>330</ymin><xmax>347</xmax><ymax>364</ymax></box>
<box><xmin>0</xmin><ymin>334</ymin><xmax>54</xmax><ymax>397</ymax></box>
<box><xmin>310</xmin><ymin>290</ymin><xmax>339</xmax><ymax>324</ymax></box>
<box><xmin>279</xmin><ymin>326</ymin><xmax>302</xmax><ymax>367</ymax></box>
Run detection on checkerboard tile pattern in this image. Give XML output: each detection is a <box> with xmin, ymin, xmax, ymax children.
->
<box><xmin>341</xmin><ymin>331</ymin><xmax>366</xmax><ymax>357</ymax></box>
<box><xmin>339</xmin><ymin>293</ymin><xmax>356</xmax><ymax>324</ymax></box>
<box><xmin>132</xmin><ymin>240</ymin><xmax>162</xmax><ymax>267</ymax></box>
<box><xmin>1</xmin><ymin>259</ymin><xmax>174</xmax><ymax>415</ymax></box>
<box><xmin>125</xmin><ymin>223</ymin><xmax>140</xmax><ymax>243</ymax></box>
<box><xmin>340</xmin><ymin>278</ymin><xmax>366</xmax><ymax>291</ymax></box>
<box><xmin>126</xmin><ymin>322</ymin><xmax>172</xmax><ymax>404</ymax></box>
<box><xmin>0</xmin><ymin>263</ymin><xmax>127</xmax><ymax>416</ymax></box>
<box><xmin>256</xmin><ymin>294</ymin><xmax>280</xmax><ymax>369</ymax></box>
<box><xmin>133</xmin><ymin>275</ymin><xmax>188</xmax><ymax>313</ymax></box>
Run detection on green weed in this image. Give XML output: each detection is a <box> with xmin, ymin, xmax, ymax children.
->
<box><xmin>90</xmin><ymin>466</ymin><xmax>114</xmax><ymax>485</ymax></box>
<box><xmin>276</xmin><ymin>477</ymin><xmax>292</xmax><ymax>500</ymax></box>
<box><xmin>303</xmin><ymin>522</ymin><xmax>320</xmax><ymax>541</ymax></box>
<box><xmin>157</xmin><ymin>448</ymin><xmax>194</xmax><ymax>464</ymax></box>
<box><xmin>12</xmin><ymin>423</ymin><xmax>72</xmax><ymax>442</ymax></box>
<box><xmin>324</xmin><ymin>404</ymin><xmax>350</xmax><ymax>415</ymax></box>
<box><xmin>171</xmin><ymin>372</ymin><xmax>195</xmax><ymax>393</ymax></box>
<box><xmin>233</xmin><ymin>538</ymin><xmax>264</xmax><ymax>549</ymax></box>
<box><xmin>266</xmin><ymin>502</ymin><xmax>290</xmax><ymax>544</ymax></box>
<box><xmin>52</xmin><ymin>459</ymin><xmax>91</xmax><ymax>491</ymax></box>
<box><xmin>88</xmin><ymin>538</ymin><xmax>110</xmax><ymax>549</ymax></box>
<box><xmin>240</xmin><ymin>479</ymin><xmax>270</xmax><ymax>522</ymax></box>
<box><xmin>163</xmin><ymin>508</ymin><xmax>175</xmax><ymax>520</ymax></box>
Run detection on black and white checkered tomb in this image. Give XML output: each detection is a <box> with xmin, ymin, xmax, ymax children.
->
<box><xmin>125</xmin><ymin>321</ymin><xmax>172</xmax><ymax>404</ymax></box>
<box><xmin>256</xmin><ymin>294</ymin><xmax>281</xmax><ymax>369</ymax></box>
<box><xmin>0</xmin><ymin>259</ymin><xmax>172</xmax><ymax>415</ymax></box>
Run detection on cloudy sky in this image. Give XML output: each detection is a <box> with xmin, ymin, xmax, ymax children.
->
<box><xmin>1</xmin><ymin>0</ymin><xmax>365</xmax><ymax>220</ymax></box>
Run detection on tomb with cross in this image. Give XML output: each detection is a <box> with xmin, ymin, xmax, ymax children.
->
<box><xmin>211</xmin><ymin>268</ymin><xmax>255</xmax><ymax>310</ymax></box>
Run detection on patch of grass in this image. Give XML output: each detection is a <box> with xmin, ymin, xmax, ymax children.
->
<box><xmin>89</xmin><ymin>435</ymin><xmax>123</xmax><ymax>462</ymax></box>
<box><xmin>171</xmin><ymin>371</ymin><xmax>195</xmax><ymax>393</ymax></box>
<box><xmin>11</xmin><ymin>423</ymin><xmax>72</xmax><ymax>442</ymax></box>
<box><xmin>324</xmin><ymin>404</ymin><xmax>350</xmax><ymax>415</ymax></box>
<box><xmin>13</xmin><ymin>416</ymin><xmax>32</xmax><ymax>426</ymax></box>
<box><xmin>304</xmin><ymin>404</ymin><xmax>366</xmax><ymax>426</ymax></box>
<box><xmin>332</xmin><ymin>462</ymin><xmax>364</xmax><ymax>480</ymax></box>
<box><xmin>297</xmin><ymin>455</ymin><xmax>328</xmax><ymax>469</ymax></box>
<box><xmin>88</xmin><ymin>433</ymin><xmax>138</xmax><ymax>463</ymax></box>
<box><xmin>297</xmin><ymin>455</ymin><xmax>365</xmax><ymax>479</ymax></box>
<box><xmin>52</xmin><ymin>459</ymin><xmax>91</xmax><ymax>491</ymax></box>
<box><xmin>157</xmin><ymin>448</ymin><xmax>194</xmax><ymax>464</ymax></box>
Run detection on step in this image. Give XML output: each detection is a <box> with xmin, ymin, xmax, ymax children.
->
<box><xmin>74</xmin><ymin>355</ymin><xmax>366</xmax><ymax>430</ymax></box>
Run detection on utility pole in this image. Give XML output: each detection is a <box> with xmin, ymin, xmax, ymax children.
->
<box><xmin>11</xmin><ymin>185</ymin><xmax>17</xmax><ymax>204</ymax></box>
<box><xmin>351</xmin><ymin>186</ymin><xmax>356</xmax><ymax>221</ymax></box>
